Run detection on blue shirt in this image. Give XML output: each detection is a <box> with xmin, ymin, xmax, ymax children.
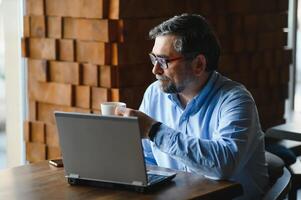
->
<box><xmin>139</xmin><ymin>71</ymin><xmax>268</xmax><ymax>200</ymax></box>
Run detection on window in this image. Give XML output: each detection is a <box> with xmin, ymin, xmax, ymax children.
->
<box><xmin>294</xmin><ymin>3</ymin><xmax>301</xmax><ymax>112</ymax></box>
<box><xmin>0</xmin><ymin>0</ymin><xmax>6</xmax><ymax>170</ymax></box>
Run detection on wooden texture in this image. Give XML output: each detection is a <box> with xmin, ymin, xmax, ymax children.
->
<box><xmin>76</xmin><ymin>41</ymin><xmax>110</xmax><ymax>65</ymax></box>
<box><xmin>28</xmin><ymin>59</ymin><xmax>48</xmax><ymax>82</ymax></box>
<box><xmin>26</xmin><ymin>0</ymin><xmax>44</xmax><ymax>16</ymax></box>
<box><xmin>63</xmin><ymin>18</ymin><xmax>118</xmax><ymax>42</ymax></box>
<box><xmin>47</xmin><ymin>16</ymin><xmax>62</xmax><ymax>38</ymax></box>
<box><xmin>58</xmin><ymin>39</ymin><xmax>74</xmax><ymax>61</ymax></box>
<box><xmin>47</xmin><ymin>146</ymin><xmax>61</xmax><ymax>159</ymax></box>
<box><xmin>21</xmin><ymin>38</ymin><xmax>29</xmax><ymax>57</ymax></box>
<box><xmin>45</xmin><ymin>123</ymin><xmax>59</xmax><ymax>147</ymax></box>
<box><xmin>82</xmin><ymin>63</ymin><xmax>99</xmax><ymax>87</ymax></box>
<box><xmin>29</xmin><ymin>82</ymin><xmax>72</xmax><ymax>106</ymax></box>
<box><xmin>75</xmin><ymin>85</ymin><xmax>91</xmax><ymax>109</ymax></box>
<box><xmin>23</xmin><ymin>16</ymin><xmax>30</xmax><ymax>37</ymax></box>
<box><xmin>28</xmin><ymin>100</ymin><xmax>37</xmax><ymax>121</ymax></box>
<box><xmin>29</xmin><ymin>38</ymin><xmax>56</xmax><ymax>60</ymax></box>
<box><xmin>49</xmin><ymin>61</ymin><xmax>80</xmax><ymax>84</ymax></box>
<box><xmin>91</xmin><ymin>87</ymin><xmax>110</xmax><ymax>109</ymax></box>
<box><xmin>30</xmin><ymin>16</ymin><xmax>46</xmax><ymax>37</ymax></box>
<box><xmin>37</xmin><ymin>103</ymin><xmax>90</xmax><ymax>125</ymax></box>
<box><xmin>45</xmin><ymin>0</ymin><xmax>109</xmax><ymax>18</ymax></box>
<box><xmin>63</xmin><ymin>18</ymin><xmax>163</xmax><ymax>42</ymax></box>
<box><xmin>24</xmin><ymin>121</ymin><xmax>31</xmax><ymax>142</ymax></box>
<box><xmin>31</xmin><ymin>121</ymin><xmax>45</xmax><ymax>143</ymax></box>
<box><xmin>26</xmin><ymin>143</ymin><xmax>46</xmax><ymax>162</ymax></box>
<box><xmin>0</xmin><ymin>162</ymin><xmax>243</xmax><ymax>200</ymax></box>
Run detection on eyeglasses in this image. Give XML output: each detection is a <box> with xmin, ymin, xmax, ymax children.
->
<box><xmin>149</xmin><ymin>53</ymin><xmax>184</xmax><ymax>69</ymax></box>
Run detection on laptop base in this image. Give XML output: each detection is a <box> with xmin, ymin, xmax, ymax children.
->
<box><xmin>67</xmin><ymin>175</ymin><xmax>175</xmax><ymax>193</ymax></box>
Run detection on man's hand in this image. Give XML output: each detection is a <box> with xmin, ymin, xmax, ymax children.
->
<box><xmin>115</xmin><ymin>107</ymin><xmax>157</xmax><ymax>138</ymax></box>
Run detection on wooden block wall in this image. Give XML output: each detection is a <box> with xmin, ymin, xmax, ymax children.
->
<box><xmin>22</xmin><ymin>0</ymin><xmax>291</xmax><ymax>162</ymax></box>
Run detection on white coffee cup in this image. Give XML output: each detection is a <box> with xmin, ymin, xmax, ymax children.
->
<box><xmin>100</xmin><ymin>102</ymin><xmax>126</xmax><ymax>116</ymax></box>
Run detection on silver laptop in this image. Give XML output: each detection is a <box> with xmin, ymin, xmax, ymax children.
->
<box><xmin>54</xmin><ymin>111</ymin><xmax>176</xmax><ymax>192</ymax></box>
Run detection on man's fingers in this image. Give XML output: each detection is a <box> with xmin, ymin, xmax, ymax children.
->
<box><xmin>115</xmin><ymin>106</ymin><xmax>126</xmax><ymax>115</ymax></box>
<box><xmin>115</xmin><ymin>106</ymin><xmax>126</xmax><ymax>116</ymax></box>
<box><xmin>115</xmin><ymin>107</ymin><xmax>134</xmax><ymax>117</ymax></box>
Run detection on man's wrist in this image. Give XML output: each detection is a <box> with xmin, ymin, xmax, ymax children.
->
<box><xmin>148</xmin><ymin>122</ymin><xmax>162</xmax><ymax>141</ymax></box>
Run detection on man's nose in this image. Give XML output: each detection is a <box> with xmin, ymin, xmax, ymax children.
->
<box><xmin>152</xmin><ymin>62</ymin><xmax>164</xmax><ymax>75</ymax></box>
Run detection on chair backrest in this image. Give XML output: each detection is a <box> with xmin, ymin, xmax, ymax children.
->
<box><xmin>263</xmin><ymin>152</ymin><xmax>292</xmax><ymax>200</ymax></box>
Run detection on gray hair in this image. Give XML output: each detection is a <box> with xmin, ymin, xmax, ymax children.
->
<box><xmin>149</xmin><ymin>13</ymin><xmax>220</xmax><ymax>71</ymax></box>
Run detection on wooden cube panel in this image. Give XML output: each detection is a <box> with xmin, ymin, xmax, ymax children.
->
<box><xmin>24</xmin><ymin>121</ymin><xmax>31</xmax><ymax>142</ymax></box>
<box><xmin>21</xmin><ymin>38</ymin><xmax>29</xmax><ymax>57</ymax></box>
<box><xmin>38</xmin><ymin>103</ymin><xmax>72</xmax><ymax>125</ymax></box>
<box><xmin>47</xmin><ymin>16</ymin><xmax>62</xmax><ymax>38</ymax></box>
<box><xmin>29</xmin><ymin>82</ymin><xmax>72</xmax><ymax>106</ymax></box>
<box><xmin>63</xmin><ymin>18</ymin><xmax>118</xmax><ymax>42</ymax></box>
<box><xmin>76</xmin><ymin>41</ymin><xmax>110</xmax><ymax>65</ymax></box>
<box><xmin>28</xmin><ymin>59</ymin><xmax>48</xmax><ymax>82</ymax></box>
<box><xmin>37</xmin><ymin>103</ymin><xmax>90</xmax><ymax>124</ymax></box>
<box><xmin>31</xmin><ymin>121</ymin><xmax>45</xmax><ymax>143</ymax></box>
<box><xmin>45</xmin><ymin>123</ymin><xmax>59</xmax><ymax>147</ymax></box>
<box><xmin>58</xmin><ymin>39</ymin><xmax>74</xmax><ymax>61</ymax></box>
<box><xmin>49</xmin><ymin>61</ymin><xmax>80</xmax><ymax>85</ymax></box>
<box><xmin>45</xmin><ymin>0</ymin><xmax>108</xmax><ymax>18</ymax></box>
<box><xmin>99</xmin><ymin>65</ymin><xmax>117</xmax><ymax>88</ymax></box>
<box><xmin>28</xmin><ymin>100</ymin><xmax>37</xmax><ymax>121</ymax></box>
<box><xmin>30</xmin><ymin>16</ymin><xmax>46</xmax><ymax>37</ymax></box>
<box><xmin>26</xmin><ymin>0</ymin><xmax>44</xmax><ymax>16</ymax></box>
<box><xmin>47</xmin><ymin>146</ymin><xmax>61</xmax><ymax>159</ymax></box>
<box><xmin>82</xmin><ymin>63</ymin><xmax>99</xmax><ymax>87</ymax></box>
<box><xmin>91</xmin><ymin>87</ymin><xmax>110</xmax><ymax>109</ymax></box>
<box><xmin>29</xmin><ymin>38</ymin><xmax>56</xmax><ymax>60</ymax></box>
<box><xmin>26</xmin><ymin>142</ymin><xmax>46</xmax><ymax>162</ymax></box>
<box><xmin>75</xmin><ymin>85</ymin><xmax>91</xmax><ymax>109</ymax></box>
<box><xmin>24</xmin><ymin>16</ymin><xmax>30</xmax><ymax>37</ymax></box>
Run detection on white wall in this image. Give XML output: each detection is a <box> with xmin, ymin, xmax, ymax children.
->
<box><xmin>1</xmin><ymin>0</ymin><xmax>25</xmax><ymax>167</ymax></box>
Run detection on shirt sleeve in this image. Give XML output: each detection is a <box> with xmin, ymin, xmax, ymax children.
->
<box><xmin>152</xmin><ymin>91</ymin><xmax>260</xmax><ymax>179</ymax></box>
<box><xmin>139</xmin><ymin>86</ymin><xmax>157</xmax><ymax>166</ymax></box>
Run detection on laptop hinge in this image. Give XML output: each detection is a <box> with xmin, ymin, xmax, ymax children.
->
<box><xmin>132</xmin><ymin>181</ymin><xmax>143</xmax><ymax>186</ymax></box>
<box><xmin>68</xmin><ymin>173</ymin><xmax>80</xmax><ymax>179</ymax></box>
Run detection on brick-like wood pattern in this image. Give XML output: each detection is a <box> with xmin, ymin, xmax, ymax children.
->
<box><xmin>22</xmin><ymin>0</ymin><xmax>291</xmax><ymax>162</ymax></box>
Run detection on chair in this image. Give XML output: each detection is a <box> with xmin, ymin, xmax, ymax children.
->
<box><xmin>263</xmin><ymin>151</ymin><xmax>292</xmax><ymax>200</ymax></box>
<box><xmin>266</xmin><ymin>126</ymin><xmax>301</xmax><ymax>200</ymax></box>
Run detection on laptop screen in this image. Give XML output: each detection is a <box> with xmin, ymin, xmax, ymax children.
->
<box><xmin>55</xmin><ymin>112</ymin><xmax>148</xmax><ymax>186</ymax></box>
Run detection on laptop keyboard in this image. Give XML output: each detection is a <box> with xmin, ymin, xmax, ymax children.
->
<box><xmin>147</xmin><ymin>173</ymin><xmax>166</xmax><ymax>184</ymax></box>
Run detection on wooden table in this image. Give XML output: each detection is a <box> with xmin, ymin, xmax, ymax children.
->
<box><xmin>0</xmin><ymin>161</ymin><xmax>243</xmax><ymax>200</ymax></box>
<box><xmin>266</xmin><ymin>122</ymin><xmax>301</xmax><ymax>141</ymax></box>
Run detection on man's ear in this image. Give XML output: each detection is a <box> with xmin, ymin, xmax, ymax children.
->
<box><xmin>193</xmin><ymin>54</ymin><xmax>207</xmax><ymax>76</ymax></box>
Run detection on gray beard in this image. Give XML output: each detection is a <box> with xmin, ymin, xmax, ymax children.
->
<box><xmin>156</xmin><ymin>75</ymin><xmax>185</xmax><ymax>94</ymax></box>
